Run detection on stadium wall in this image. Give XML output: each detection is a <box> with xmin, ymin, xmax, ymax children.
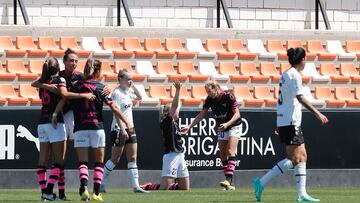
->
<box><xmin>0</xmin><ymin>108</ymin><xmax>360</xmax><ymax>188</ymax></box>
<box><xmin>1</xmin><ymin>0</ymin><xmax>360</xmax><ymax>31</ymax></box>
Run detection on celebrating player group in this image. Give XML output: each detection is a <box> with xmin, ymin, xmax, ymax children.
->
<box><xmin>33</xmin><ymin>47</ymin><xmax>328</xmax><ymax>202</ymax></box>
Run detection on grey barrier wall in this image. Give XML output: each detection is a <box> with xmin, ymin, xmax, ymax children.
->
<box><xmin>0</xmin><ymin>109</ymin><xmax>359</xmax><ymax>170</ymax></box>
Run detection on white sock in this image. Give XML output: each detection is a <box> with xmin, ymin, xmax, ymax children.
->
<box><xmin>102</xmin><ymin>160</ymin><xmax>116</xmax><ymax>185</ymax></box>
<box><xmin>295</xmin><ymin>162</ymin><xmax>308</xmax><ymax>197</ymax></box>
<box><xmin>260</xmin><ymin>158</ymin><xmax>293</xmax><ymax>186</ymax></box>
<box><xmin>128</xmin><ymin>162</ymin><xmax>139</xmax><ymax>188</ymax></box>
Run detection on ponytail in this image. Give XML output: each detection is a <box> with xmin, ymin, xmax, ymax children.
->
<box><xmin>287</xmin><ymin>47</ymin><xmax>306</xmax><ymax>67</ymax></box>
<box><xmin>40</xmin><ymin>57</ymin><xmax>60</xmax><ymax>82</ymax></box>
<box><xmin>83</xmin><ymin>58</ymin><xmax>101</xmax><ymax>79</ymax></box>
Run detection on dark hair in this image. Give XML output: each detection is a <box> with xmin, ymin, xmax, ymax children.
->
<box><xmin>39</xmin><ymin>57</ymin><xmax>60</xmax><ymax>82</ymax></box>
<box><xmin>63</xmin><ymin>48</ymin><xmax>76</xmax><ymax>62</ymax></box>
<box><xmin>287</xmin><ymin>47</ymin><xmax>306</xmax><ymax>66</ymax></box>
<box><xmin>84</xmin><ymin>58</ymin><xmax>102</xmax><ymax>79</ymax></box>
<box><xmin>117</xmin><ymin>68</ymin><xmax>129</xmax><ymax>81</ymax></box>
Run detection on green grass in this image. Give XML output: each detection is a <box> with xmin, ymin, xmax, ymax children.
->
<box><xmin>0</xmin><ymin>188</ymin><xmax>359</xmax><ymax>202</ymax></box>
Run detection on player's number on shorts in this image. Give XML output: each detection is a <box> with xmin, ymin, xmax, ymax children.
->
<box><xmin>219</xmin><ymin>131</ymin><xmax>225</xmax><ymax>138</ymax></box>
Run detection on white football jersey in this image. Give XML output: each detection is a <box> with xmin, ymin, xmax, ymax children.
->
<box><xmin>277</xmin><ymin>67</ymin><xmax>304</xmax><ymax>127</ymax></box>
<box><xmin>110</xmin><ymin>87</ymin><xmax>137</xmax><ymax>130</ymax></box>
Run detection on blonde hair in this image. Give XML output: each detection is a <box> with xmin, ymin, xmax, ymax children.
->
<box><xmin>84</xmin><ymin>58</ymin><xmax>101</xmax><ymax>79</ymax></box>
<box><xmin>205</xmin><ymin>80</ymin><xmax>221</xmax><ymax>90</ymax></box>
<box><xmin>117</xmin><ymin>68</ymin><xmax>129</xmax><ymax>81</ymax></box>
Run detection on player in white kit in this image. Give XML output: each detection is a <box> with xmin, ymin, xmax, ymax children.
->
<box><xmin>253</xmin><ymin>47</ymin><xmax>328</xmax><ymax>202</ymax></box>
<box><xmin>101</xmin><ymin>69</ymin><xmax>148</xmax><ymax>193</ymax></box>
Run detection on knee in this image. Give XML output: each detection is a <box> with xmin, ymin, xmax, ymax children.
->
<box><xmin>291</xmin><ymin>153</ymin><xmax>307</xmax><ymax>165</ymax></box>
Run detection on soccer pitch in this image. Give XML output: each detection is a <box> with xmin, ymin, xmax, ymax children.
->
<box><xmin>0</xmin><ymin>188</ymin><xmax>359</xmax><ymax>202</ymax></box>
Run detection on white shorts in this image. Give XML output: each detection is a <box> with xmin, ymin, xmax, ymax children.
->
<box><xmin>161</xmin><ymin>152</ymin><xmax>189</xmax><ymax>178</ymax></box>
<box><xmin>38</xmin><ymin>123</ymin><xmax>66</xmax><ymax>143</ymax></box>
<box><xmin>63</xmin><ymin>110</ymin><xmax>75</xmax><ymax>140</ymax></box>
<box><xmin>74</xmin><ymin>129</ymin><xmax>106</xmax><ymax>148</ymax></box>
<box><xmin>217</xmin><ymin>124</ymin><xmax>242</xmax><ymax>140</ymax></box>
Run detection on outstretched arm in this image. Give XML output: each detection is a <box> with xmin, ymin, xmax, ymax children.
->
<box><xmin>181</xmin><ymin>108</ymin><xmax>208</xmax><ymax>135</ymax></box>
<box><xmin>169</xmin><ymin>80</ymin><xmax>181</xmax><ymax>121</ymax></box>
<box><xmin>31</xmin><ymin>80</ymin><xmax>59</xmax><ymax>94</ymax></box>
<box><xmin>59</xmin><ymin>86</ymin><xmax>95</xmax><ymax>100</ymax></box>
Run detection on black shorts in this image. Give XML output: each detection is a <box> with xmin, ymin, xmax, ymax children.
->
<box><xmin>278</xmin><ymin>125</ymin><xmax>304</xmax><ymax>145</ymax></box>
<box><xmin>110</xmin><ymin>129</ymin><xmax>137</xmax><ymax>146</ymax></box>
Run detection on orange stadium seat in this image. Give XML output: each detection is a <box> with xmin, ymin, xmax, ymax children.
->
<box><xmin>320</xmin><ymin>63</ymin><xmax>350</xmax><ymax>83</ymax></box>
<box><xmin>345</xmin><ymin>40</ymin><xmax>360</xmax><ymax>58</ymax></box>
<box><xmin>280</xmin><ymin>63</ymin><xmax>291</xmax><ymax>74</ymax></box>
<box><xmin>144</xmin><ymin>38</ymin><xmax>175</xmax><ymax>58</ymax></box>
<box><xmin>28</xmin><ymin>60</ymin><xmax>44</xmax><ymax>75</ymax></box>
<box><xmin>355</xmin><ymin>87</ymin><xmax>360</xmax><ymax>100</ymax></box>
<box><xmin>286</xmin><ymin>40</ymin><xmax>316</xmax><ymax>59</ymax></box>
<box><xmin>218</xmin><ymin>62</ymin><xmax>248</xmax><ymax>81</ymax></box>
<box><xmin>149</xmin><ymin>85</ymin><xmax>172</xmax><ymax>104</ymax></box>
<box><xmin>191</xmin><ymin>85</ymin><xmax>207</xmax><ymax>101</ymax></box>
<box><xmin>59</xmin><ymin>36</ymin><xmax>91</xmax><ymax>57</ymax></box>
<box><xmin>0</xmin><ymin>36</ymin><xmax>26</xmax><ymax>56</ymax></box>
<box><xmin>18</xmin><ymin>84</ymin><xmax>41</xmax><ymax>105</ymax></box>
<box><xmin>0</xmin><ymin>62</ymin><xmax>16</xmax><ymax>79</ymax></box>
<box><xmin>205</xmin><ymin>39</ymin><xmax>236</xmax><ymax>59</ymax></box>
<box><xmin>102</xmin><ymin>37</ymin><xmax>133</xmax><ymax>57</ymax></box>
<box><xmin>233</xmin><ymin>86</ymin><xmax>264</xmax><ymax>107</ymax></box>
<box><xmin>306</xmin><ymin>40</ymin><xmax>337</xmax><ymax>59</ymax></box>
<box><xmin>253</xmin><ymin>86</ymin><xmax>277</xmax><ymax>107</ymax></box>
<box><xmin>38</xmin><ymin>36</ymin><xmax>64</xmax><ymax>56</ymax></box>
<box><xmin>315</xmin><ymin>86</ymin><xmax>345</xmax><ymax>107</ymax></box>
<box><xmin>239</xmin><ymin>62</ymin><xmax>269</xmax><ymax>82</ymax></box>
<box><xmin>101</xmin><ymin>61</ymin><xmax>117</xmax><ymax>81</ymax></box>
<box><xmin>16</xmin><ymin>36</ymin><xmax>48</xmax><ymax>56</ymax></box>
<box><xmin>156</xmin><ymin>61</ymin><xmax>187</xmax><ymax>81</ymax></box>
<box><xmin>165</xmin><ymin>38</ymin><xmax>196</xmax><ymax>58</ymax></box>
<box><xmin>177</xmin><ymin>62</ymin><xmax>208</xmax><ymax>81</ymax></box>
<box><xmin>334</xmin><ymin>87</ymin><xmax>360</xmax><ymax>107</ymax></box>
<box><xmin>170</xmin><ymin>85</ymin><xmax>202</xmax><ymax>105</ymax></box>
<box><xmin>266</xmin><ymin>40</ymin><xmax>287</xmax><ymax>59</ymax></box>
<box><xmin>226</xmin><ymin>39</ymin><xmax>257</xmax><ymax>59</ymax></box>
<box><xmin>123</xmin><ymin>37</ymin><xmax>154</xmax><ymax>57</ymax></box>
<box><xmin>260</xmin><ymin>62</ymin><xmax>280</xmax><ymax>81</ymax></box>
<box><xmin>6</xmin><ymin>60</ymin><xmax>38</xmax><ymax>79</ymax></box>
<box><xmin>114</xmin><ymin>61</ymin><xmax>146</xmax><ymax>81</ymax></box>
<box><xmin>0</xmin><ymin>84</ymin><xmax>28</xmax><ymax>105</ymax></box>
<box><xmin>340</xmin><ymin>63</ymin><xmax>360</xmax><ymax>83</ymax></box>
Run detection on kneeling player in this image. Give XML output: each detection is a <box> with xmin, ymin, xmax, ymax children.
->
<box><xmin>140</xmin><ymin>80</ymin><xmax>190</xmax><ymax>191</ymax></box>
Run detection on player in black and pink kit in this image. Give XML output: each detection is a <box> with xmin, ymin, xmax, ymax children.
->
<box><xmin>140</xmin><ymin>80</ymin><xmax>190</xmax><ymax>191</ymax></box>
<box><xmin>182</xmin><ymin>81</ymin><xmax>242</xmax><ymax>191</ymax></box>
<box><xmin>32</xmin><ymin>49</ymin><xmax>95</xmax><ymax>201</ymax></box>
<box><xmin>58</xmin><ymin>58</ymin><xmax>131</xmax><ymax>201</ymax></box>
<box><xmin>32</xmin><ymin>57</ymin><xmax>67</xmax><ymax>201</ymax></box>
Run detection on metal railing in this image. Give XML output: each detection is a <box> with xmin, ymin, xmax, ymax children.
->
<box><xmin>117</xmin><ymin>0</ymin><xmax>134</xmax><ymax>26</ymax></box>
<box><xmin>13</xmin><ymin>0</ymin><xmax>30</xmax><ymax>25</ymax></box>
<box><xmin>315</xmin><ymin>0</ymin><xmax>331</xmax><ymax>30</ymax></box>
<box><xmin>217</xmin><ymin>0</ymin><xmax>233</xmax><ymax>28</ymax></box>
